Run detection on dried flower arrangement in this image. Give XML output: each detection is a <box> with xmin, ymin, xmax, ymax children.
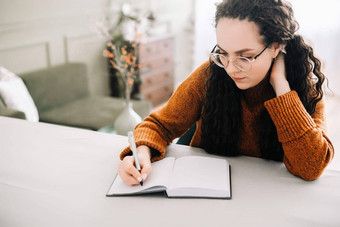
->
<box><xmin>96</xmin><ymin>3</ymin><xmax>144</xmax><ymax>99</ymax></box>
<box><xmin>103</xmin><ymin>33</ymin><xmax>142</xmax><ymax>103</ymax></box>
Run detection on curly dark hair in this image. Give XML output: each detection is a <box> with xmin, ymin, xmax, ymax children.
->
<box><xmin>200</xmin><ymin>0</ymin><xmax>326</xmax><ymax>161</ymax></box>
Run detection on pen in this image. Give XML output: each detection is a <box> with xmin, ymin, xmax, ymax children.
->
<box><xmin>128</xmin><ymin>131</ymin><xmax>143</xmax><ymax>186</ymax></box>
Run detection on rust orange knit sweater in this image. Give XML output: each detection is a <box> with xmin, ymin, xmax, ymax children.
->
<box><xmin>120</xmin><ymin>61</ymin><xmax>334</xmax><ymax>180</ymax></box>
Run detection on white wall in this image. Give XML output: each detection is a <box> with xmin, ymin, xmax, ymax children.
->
<box><xmin>193</xmin><ymin>0</ymin><xmax>222</xmax><ymax>70</ymax></box>
<box><xmin>0</xmin><ymin>0</ymin><xmax>195</xmax><ymax>95</ymax></box>
<box><xmin>0</xmin><ymin>0</ymin><xmax>110</xmax><ymax>95</ymax></box>
<box><xmin>290</xmin><ymin>0</ymin><xmax>340</xmax><ymax>96</ymax></box>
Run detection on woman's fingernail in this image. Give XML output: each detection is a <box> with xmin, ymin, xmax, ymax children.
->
<box><xmin>142</xmin><ymin>174</ymin><xmax>147</xmax><ymax>180</ymax></box>
<box><xmin>137</xmin><ymin>177</ymin><xmax>142</xmax><ymax>182</ymax></box>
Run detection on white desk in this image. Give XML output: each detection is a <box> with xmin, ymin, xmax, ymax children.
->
<box><xmin>1</xmin><ymin>116</ymin><xmax>340</xmax><ymax>227</ymax></box>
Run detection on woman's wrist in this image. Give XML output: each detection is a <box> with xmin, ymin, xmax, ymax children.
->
<box><xmin>272</xmin><ymin>79</ymin><xmax>291</xmax><ymax>97</ymax></box>
<box><xmin>137</xmin><ymin>145</ymin><xmax>151</xmax><ymax>160</ymax></box>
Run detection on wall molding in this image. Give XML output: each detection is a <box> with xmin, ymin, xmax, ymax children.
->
<box><xmin>63</xmin><ymin>32</ymin><xmax>105</xmax><ymax>63</ymax></box>
<box><xmin>0</xmin><ymin>41</ymin><xmax>51</xmax><ymax>69</ymax></box>
<box><xmin>0</xmin><ymin>12</ymin><xmax>103</xmax><ymax>33</ymax></box>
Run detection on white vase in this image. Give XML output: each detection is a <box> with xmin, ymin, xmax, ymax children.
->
<box><xmin>114</xmin><ymin>102</ymin><xmax>142</xmax><ymax>136</ymax></box>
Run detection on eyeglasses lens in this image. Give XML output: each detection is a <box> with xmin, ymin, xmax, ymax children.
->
<box><xmin>210</xmin><ymin>54</ymin><xmax>251</xmax><ymax>72</ymax></box>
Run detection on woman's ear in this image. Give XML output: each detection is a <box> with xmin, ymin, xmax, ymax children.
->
<box><xmin>271</xmin><ymin>42</ymin><xmax>284</xmax><ymax>58</ymax></box>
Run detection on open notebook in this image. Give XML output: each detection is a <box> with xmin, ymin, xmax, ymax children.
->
<box><xmin>107</xmin><ymin>156</ymin><xmax>231</xmax><ymax>199</ymax></box>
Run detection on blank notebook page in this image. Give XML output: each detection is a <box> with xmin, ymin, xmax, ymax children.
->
<box><xmin>168</xmin><ymin>156</ymin><xmax>229</xmax><ymax>191</ymax></box>
<box><xmin>108</xmin><ymin>157</ymin><xmax>175</xmax><ymax>195</ymax></box>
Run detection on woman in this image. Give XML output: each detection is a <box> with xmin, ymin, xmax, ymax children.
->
<box><xmin>118</xmin><ymin>0</ymin><xmax>334</xmax><ymax>185</ymax></box>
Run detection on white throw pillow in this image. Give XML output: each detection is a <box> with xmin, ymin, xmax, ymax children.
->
<box><xmin>0</xmin><ymin>67</ymin><xmax>39</xmax><ymax>122</ymax></box>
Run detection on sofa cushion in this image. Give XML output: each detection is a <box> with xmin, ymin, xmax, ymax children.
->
<box><xmin>0</xmin><ymin>95</ymin><xmax>5</xmax><ymax>108</ymax></box>
<box><xmin>0</xmin><ymin>107</ymin><xmax>26</xmax><ymax>119</ymax></box>
<box><xmin>39</xmin><ymin>96</ymin><xmax>152</xmax><ymax>130</ymax></box>
<box><xmin>19</xmin><ymin>63</ymin><xmax>89</xmax><ymax>113</ymax></box>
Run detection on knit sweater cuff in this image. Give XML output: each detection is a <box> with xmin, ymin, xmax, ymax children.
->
<box><xmin>264</xmin><ymin>90</ymin><xmax>316</xmax><ymax>143</ymax></box>
<box><xmin>119</xmin><ymin>128</ymin><xmax>168</xmax><ymax>162</ymax></box>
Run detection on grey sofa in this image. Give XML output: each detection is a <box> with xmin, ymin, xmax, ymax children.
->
<box><xmin>0</xmin><ymin>63</ymin><xmax>152</xmax><ymax>130</ymax></box>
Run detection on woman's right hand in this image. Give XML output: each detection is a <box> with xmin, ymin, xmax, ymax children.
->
<box><xmin>118</xmin><ymin>145</ymin><xmax>152</xmax><ymax>186</ymax></box>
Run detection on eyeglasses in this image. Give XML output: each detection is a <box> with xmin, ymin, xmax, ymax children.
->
<box><xmin>209</xmin><ymin>45</ymin><xmax>268</xmax><ymax>72</ymax></box>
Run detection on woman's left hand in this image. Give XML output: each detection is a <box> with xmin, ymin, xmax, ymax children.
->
<box><xmin>270</xmin><ymin>52</ymin><xmax>291</xmax><ymax>96</ymax></box>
